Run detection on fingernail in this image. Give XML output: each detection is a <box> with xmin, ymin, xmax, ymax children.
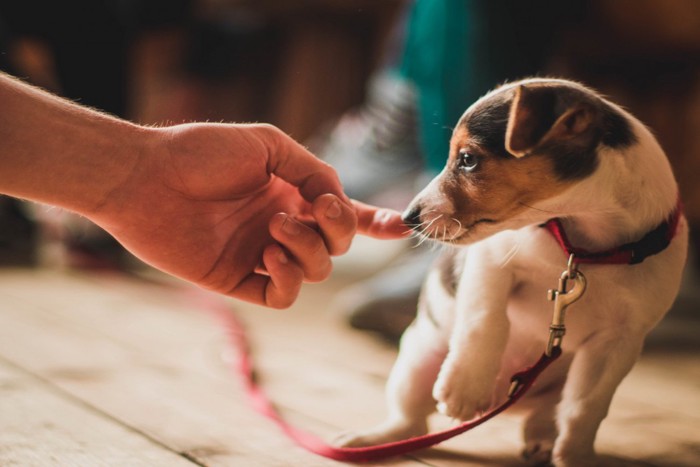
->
<box><xmin>277</xmin><ymin>249</ymin><xmax>289</xmax><ymax>264</ymax></box>
<box><xmin>281</xmin><ymin>216</ymin><xmax>301</xmax><ymax>235</ymax></box>
<box><xmin>325</xmin><ymin>200</ymin><xmax>342</xmax><ymax>219</ymax></box>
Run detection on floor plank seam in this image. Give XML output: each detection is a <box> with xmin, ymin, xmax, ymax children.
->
<box><xmin>0</xmin><ymin>353</ymin><xmax>205</xmax><ymax>467</ymax></box>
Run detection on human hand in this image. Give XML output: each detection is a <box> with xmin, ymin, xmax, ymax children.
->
<box><xmin>92</xmin><ymin>123</ymin><xmax>407</xmax><ymax>307</ymax></box>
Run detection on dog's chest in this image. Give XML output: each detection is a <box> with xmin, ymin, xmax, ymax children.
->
<box><xmin>440</xmin><ymin>233</ymin><xmax>607</xmax><ymax>344</ymax></box>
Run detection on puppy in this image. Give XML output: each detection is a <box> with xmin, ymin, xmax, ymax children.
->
<box><xmin>338</xmin><ymin>78</ymin><xmax>688</xmax><ymax>466</ymax></box>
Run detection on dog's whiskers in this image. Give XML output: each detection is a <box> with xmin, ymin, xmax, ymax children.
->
<box><xmin>414</xmin><ymin>217</ymin><xmax>467</xmax><ymax>246</ymax></box>
<box><xmin>412</xmin><ymin>214</ymin><xmax>443</xmax><ymax>248</ymax></box>
<box><xmin>424</xmin><ymin>214</ymin><xmax>442</xmax><ymax>232</ymax></box>
<box><xmin>447</xmin><ymin>218</ymin><xmax>464</xmax><ymax>242</ymax></box>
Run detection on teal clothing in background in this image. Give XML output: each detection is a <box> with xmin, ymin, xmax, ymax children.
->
<box><xmin>399</xmin><ymin>0</ymin><xmax>483</xmax><ymax>174</ymax></box>
<box><xmin>399</xmin><ymin>0</ymin><xmax>580</xmax><ymax>173</ymax></box>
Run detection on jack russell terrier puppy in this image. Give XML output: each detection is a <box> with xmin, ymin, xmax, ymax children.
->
<box><xmin>338</xmin><ymin>78</ymin><xmax>688</xmax><ymax>466</ymax></box>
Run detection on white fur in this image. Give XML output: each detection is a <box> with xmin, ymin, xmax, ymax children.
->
<box><xmin>337</xmin><ymin>86</ymin><xmax>688</xmax><ymax>466</ymax></box>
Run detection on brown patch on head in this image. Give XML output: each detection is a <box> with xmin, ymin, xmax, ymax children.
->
<box><xmin>443</xmin><ymin>134</ymin><xmax>574</xmax><ymax>231</ymax></box>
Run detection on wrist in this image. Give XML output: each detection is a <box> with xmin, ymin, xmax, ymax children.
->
<box><xmin>0</xmin><ymin>73</ymin><xmax>157</xmax><ymax>218</ymax></box>
<box><xmin>40</xmin><ymin>117</ymin><xmax>157</xmax><ymax>220</ymax></box>
<box><xmin>79</xmin><ymin>124</ymin><xmax>164</xmax><ymax>226</ymax></box>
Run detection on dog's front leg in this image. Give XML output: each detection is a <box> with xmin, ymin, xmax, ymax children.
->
<box><xmin>336</xmin><ymin>311</ymin><xmax>447</xmax><ymax>447</ymax></box>
<box><xmin>432</xmin><ymin>258</ymin><xmax>513</xmax><ymax>421</ymax></box>
<box><xmin>553</xmin><ymin>329</ymin><xmax>644</xmax><ymax>466</ymax></box>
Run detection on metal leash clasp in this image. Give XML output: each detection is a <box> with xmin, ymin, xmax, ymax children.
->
<box><xmin>545</xmin><ymin>254</ymin><xmax>587</xmax><ymax>356</ymax></box>
<box><xmin>508</xmin><ymin>254</ymin><xmax>588</xmax><ymax>398</ymax></box>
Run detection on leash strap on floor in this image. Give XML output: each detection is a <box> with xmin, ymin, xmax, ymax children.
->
<box><xmin>212</xmin><ymin>303</ymin><xmax>561</xmax><ymax>463</ymax></box>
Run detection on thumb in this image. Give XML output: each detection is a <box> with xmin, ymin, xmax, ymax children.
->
<box><xmin>353</xmin><ymin>200</ymin><xmax>410</xmax><ymax>240</ymax></box>
<box><xmin>261</xmin><ymin>125</ymin><xmax>350</xmax><ymax>205</ymax></box>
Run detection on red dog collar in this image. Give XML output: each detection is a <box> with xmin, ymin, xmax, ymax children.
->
<box><xmin>543</xmin><ymin>197</ymin><xmax>683</xmax><ymax>265</ymax></box>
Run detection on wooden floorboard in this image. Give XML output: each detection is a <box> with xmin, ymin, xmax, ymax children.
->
<box><xmin>0</xmin><ymin>357</ymin><xmax>195</xmax><ymax>467</ymax></box>
<box><xmin>0</xmin><ymin>267</ymin><xmax>698</xmax><ymax>466</ymax></box>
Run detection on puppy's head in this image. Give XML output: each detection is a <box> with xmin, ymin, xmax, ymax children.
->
<box><xmin>403</xmin><ymin>78</ymin><xmax>637</xmax><ymax>245</ymax></box>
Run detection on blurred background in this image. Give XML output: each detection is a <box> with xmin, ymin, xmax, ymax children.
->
<box><xmin>0</xmin><ymin>0</ymin><xmax>698</xmax><ymax>344</ymax></box>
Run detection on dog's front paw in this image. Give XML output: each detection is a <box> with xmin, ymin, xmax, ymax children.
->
<box><xmin>334</xmin><ymin>419</ymin><xmax>428</xmax><ymax>448</ymax></box>
<box><xmin>432</xmin><ymin>361</ymin><xmax>493</xmax><ymax>421</ymax></box>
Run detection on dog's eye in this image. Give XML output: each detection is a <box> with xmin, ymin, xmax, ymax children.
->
<box><xmin>458</xmin><ymin>150</ymin><xmax>479</xmax><ymax>172</ymax></box>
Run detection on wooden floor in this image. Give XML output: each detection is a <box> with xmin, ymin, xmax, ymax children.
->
<box><xmin>1</xmin><ymin>258</ymin><xmax>699</xmax><ymax>466</ymax></box>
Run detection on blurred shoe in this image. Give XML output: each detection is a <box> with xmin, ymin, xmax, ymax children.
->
<box><xmin>311</xmin><ymin>71</ymin><xmax>424</xmax><ymax>203</ymax></box>
<box><xmin>333</xmin><ymin>244</ymin><xmax>438</xmax><ymax>343</ymax></box>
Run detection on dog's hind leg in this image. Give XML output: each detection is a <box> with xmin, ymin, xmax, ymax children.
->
<box><xmin>553</xmin><ymin>331</ymin><xmax>644</xmax><ymax>466</ymax></box>
<box><xmin>335</xmin><ymin>316</ymin><xmax>447</xmax><ymax>447</ymax></box>
<box><xmin>521</xmin><ymin>379</ymin><xmax>565</xmax><ymax>465</ymax></box>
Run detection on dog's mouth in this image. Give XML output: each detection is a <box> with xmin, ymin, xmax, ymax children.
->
<box><xmin>467</xmin><ymin>218</ymin><xmax>497</xmax><ymax>228</ymax></box>
<box><xmin>413</xmin><ymin>217</ymin><xmax>497</xmax><ymax>244</ymax></box>
<box><xmin>448</xmin><ymin>218</ymin><xmax>497</xmax><ymax>243</ymax></box>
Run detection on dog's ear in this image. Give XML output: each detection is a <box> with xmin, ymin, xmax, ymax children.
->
<box><xmin>505</xmin><ymin>84</ymin><xmax>595</xmax><ymax>158</ymax></box>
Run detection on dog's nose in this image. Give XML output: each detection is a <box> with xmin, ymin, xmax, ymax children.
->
<box><xmin>402</xmin><ymin>206</ymin><xmax>422</xmax><ymax>228</ymax></box>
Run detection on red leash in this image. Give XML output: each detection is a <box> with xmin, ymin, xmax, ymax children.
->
<box><xmin>211</xmin><ymin>304</ymin><xmax>562</xmax><ymax>462</ymax></box>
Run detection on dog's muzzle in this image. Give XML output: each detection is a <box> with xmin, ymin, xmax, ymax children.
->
<box><xmin>402</xmin><ymin>206</ymin><xmax>422</xmax><ymax>230</ymax></box>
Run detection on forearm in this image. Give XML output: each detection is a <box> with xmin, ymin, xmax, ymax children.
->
<box><xmin>0</xmin><ymin>72</ymin><xmax>153</xmax><ymax>216</ymax></box>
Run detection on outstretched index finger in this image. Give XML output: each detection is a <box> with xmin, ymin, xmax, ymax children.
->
<box><xmin>353</xmin><ymin>200</ymin><xmax>410</xmax><ymax>240</ymax></box>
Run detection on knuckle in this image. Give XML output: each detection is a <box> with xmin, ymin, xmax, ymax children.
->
<box><xmin>330</xmin><ymin>236</ymin><xmax>353</xmax><ymax>256</ymax></box>
<box><xmin>254</xmin><ymin>122</ymin><xmax>282</xmax><ymax>136</ymax></box>
<box><xmin>305</xmin><ymin>261</ymin><xmax>332</xmax><ymax>283</ymax></box>
<box><xmin>291</xmin><ymin>228</ymin><xmax>327</xmax><ymax>256</ymax></box>
<box><xmin>319</xmin><ymin>163</ymin><xmax>338</xmax><ymax>181</ymax></box>
<box><xmin>268</xmin><ymin>287</ymin><xmax>298</xmax><ymax>309</ymax></box>
<box><xmin>271</xmin><ymin>298</ymin><xmax>294</xmax><ymax>310</ymax></box>
<box><xmin>253</xmin><ymin>123</ymin><xmax>286</xmax><ymax>154</ymax></box>
<box><xmin>309</xmin><ymin>235</ymin><xmax>327</xmax><ymax>255</ymax></box>
<box><xmin>316</xmin><ymin>221</ymin><xmax>354</xmax><ymax>257</ymax></box>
